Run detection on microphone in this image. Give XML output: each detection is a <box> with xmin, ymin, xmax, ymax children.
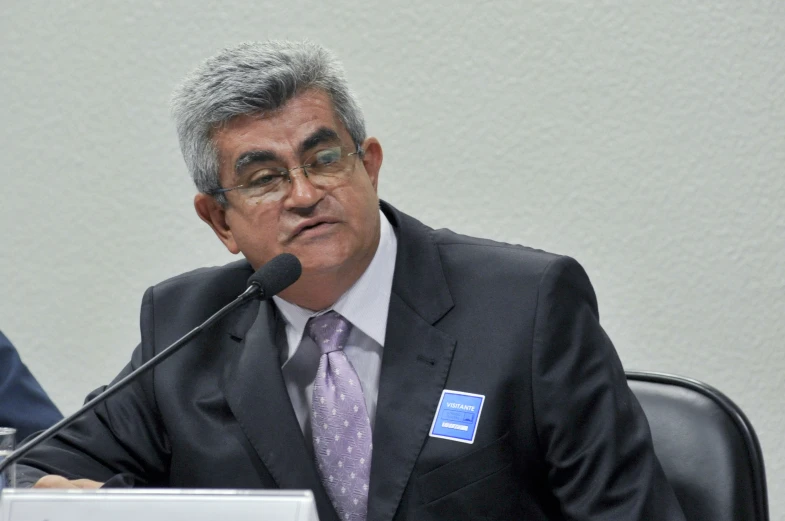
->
<box><xmin>248</xmin><ymin>253</ymin><xmax>302</xmax><ymax>300</ymax></box>
<box><xmin>0</xmin><ymin>253</ymin><xmax>302</xmax><ymax>481</ymax></box>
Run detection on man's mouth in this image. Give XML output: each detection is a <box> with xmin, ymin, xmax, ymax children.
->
<box><xmin>292</xmin><ymin>219</ymin><xmax>337</xmax><ymax>238</ymax></box>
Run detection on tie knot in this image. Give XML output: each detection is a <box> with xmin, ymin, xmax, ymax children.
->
<box><xmin>307</xmin><ymin>311</ymin><xmax>352</xmax><ymax>355</ymax></box>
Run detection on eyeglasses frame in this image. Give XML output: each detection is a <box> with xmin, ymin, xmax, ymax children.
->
<box><xmin>207</xmin><ymin>145</ymin><xmax>365</xmax><ymax>198</ymax></box>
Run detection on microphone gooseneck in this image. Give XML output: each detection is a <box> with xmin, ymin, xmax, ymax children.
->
<box><xmin>0</xmin><ymin>254</ymin><xmax>302</xmax><ymax>480</ymax></box>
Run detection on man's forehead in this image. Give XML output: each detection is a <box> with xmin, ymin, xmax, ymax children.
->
<box><xmin>213</xmin><ymin>91</ymin><xmax>345</xmax><ymax>152</ymax></box>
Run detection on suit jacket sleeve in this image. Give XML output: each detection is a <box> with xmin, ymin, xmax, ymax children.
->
<box><xmin>531</xmin><ymin>257</ymin><xmax>684</xmax><ymax>521</ymax></box>
<box><xmin>0</xmin><ymin>331</ymin><xmax>63</xmax><ymax>441</ymax></box>
<box><xmin>17</xmin><ymin>287</ymin><xmax>171</xmax><ymax>486</ymax></box>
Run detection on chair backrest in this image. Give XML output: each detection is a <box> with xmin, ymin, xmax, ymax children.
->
<box><xmin>627</xmin><ymin>371</ymin><xmax>768</xmax><ymax>521</ymax></box>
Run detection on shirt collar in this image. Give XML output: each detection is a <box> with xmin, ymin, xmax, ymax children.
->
<box><xmin>273</xmin><ymin>208</ymin><xmax>398</xmax><ymax>348</ymax></box>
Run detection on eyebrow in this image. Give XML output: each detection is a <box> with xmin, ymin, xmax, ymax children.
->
<box><xmin>233</xmin><ymin>127</ymin><xmax>342</xmax><ymax>175</ymax></box>
<box><xmin>298</xmin><ymin>127</ymin><xmax>341</xmax><ymax>156</ymax></box>
<box><xmin>234</xmin><ymin>150</ymin><xmax>280</xmax><ymax>174</ymax></box>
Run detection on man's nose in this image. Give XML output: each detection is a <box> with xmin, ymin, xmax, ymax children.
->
<box><xmin>284</xmin><ymin>167</ymin><xmax>324</xmax><ymax>208</ymax></box>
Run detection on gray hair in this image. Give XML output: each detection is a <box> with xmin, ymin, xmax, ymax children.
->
<box><xmin>170</xmin><ymin>40</ymin><xmax>367</xmax><ymax>206</ymax></box>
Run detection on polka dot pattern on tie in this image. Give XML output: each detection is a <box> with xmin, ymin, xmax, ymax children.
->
<box><xmin>308</xmin><ymin>311</ymin><xmax>372</xmax><ymax>521</ymax></box>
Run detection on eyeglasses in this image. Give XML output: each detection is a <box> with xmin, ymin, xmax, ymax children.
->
<box><xmin>208</xmin><ymin>145</ymin><xmax>364</xmax><ymax>201</ymax></box>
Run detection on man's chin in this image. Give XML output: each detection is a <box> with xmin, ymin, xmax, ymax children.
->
<box><xmin>296</xmin><ymin>255</ymin><xmax>347</xmax><ymax>275</ymax></box>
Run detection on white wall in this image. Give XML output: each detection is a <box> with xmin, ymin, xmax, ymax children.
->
<box><xmin>1</xmin><ymin>0</ymin><xmax>783</xmax><ymax>517</ymax></box>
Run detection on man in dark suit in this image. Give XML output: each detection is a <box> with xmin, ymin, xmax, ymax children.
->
<box><xmin>20</xmin><ymin>41</ymin><xmax>685</xmax><ymax>520</ymax></box>
<box><xmin>0</xmin><ymin>331</ymin><xmax>62</xmax><ymax>441</ymax></box>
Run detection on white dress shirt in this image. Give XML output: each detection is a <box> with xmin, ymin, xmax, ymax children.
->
<box><xmin>272</xmin><ymin>209</ymin><xmax>397</xmax><ymax>444</ymax></box>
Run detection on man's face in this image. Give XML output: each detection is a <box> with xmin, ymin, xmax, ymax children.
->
<box><xmin>196</xmin><ymin>90</ymin><xmax>382</xmax><ymax>283</ymax></box>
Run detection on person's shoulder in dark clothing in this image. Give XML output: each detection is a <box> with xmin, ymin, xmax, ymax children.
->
<box><xmin>0</xmin><ymin>331</ymin><xmax>63</xmax><ymax>441</ymax></box>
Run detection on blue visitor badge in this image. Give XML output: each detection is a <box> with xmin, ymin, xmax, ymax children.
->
<box><xmin>429</xmin><ymin>389</ymin><xmax>486</xmax><ymax>444</ymax></box>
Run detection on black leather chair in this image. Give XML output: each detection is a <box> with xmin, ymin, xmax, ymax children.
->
<box><xmin>627</xmin><ymin>371</ymin><xmax>769</xmax><ymax>521</ymax></box>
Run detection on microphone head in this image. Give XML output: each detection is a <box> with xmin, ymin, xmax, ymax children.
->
<box><xmin>247</xmin><ymin>253</ymin><xmax>302</xmax><ymax>299</ymax></box>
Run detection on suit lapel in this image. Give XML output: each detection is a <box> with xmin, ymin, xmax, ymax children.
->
<box><xmin>223</xmin><ymin>300</ymin><xmax>339</xmax><ymax>521</ymax></box>
<box><xmin>367</xmin><ymin>203</ymin><xmax>456</xmax><ymax>521</ymax></box>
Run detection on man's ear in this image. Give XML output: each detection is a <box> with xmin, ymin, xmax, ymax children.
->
<box><xmin>194</xmin><ymin>193</ymin><xmax>240</xmax><ymax>254</ymax></box>
<box><xmin>360</xmin><ymin>137</ymin><xmax>383</xmax><ymax>191</ymax></box>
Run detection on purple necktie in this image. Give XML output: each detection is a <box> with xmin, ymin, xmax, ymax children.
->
<box><xmin>308</xmin><ymin>311</ymin><xmax>372</xmax><ymax>521</ymax></box>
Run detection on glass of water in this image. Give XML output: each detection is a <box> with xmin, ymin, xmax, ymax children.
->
<box><xmin>0</xmin><ymin>427</ymin><xmax>16</xmax><ymax>488</ymax></box>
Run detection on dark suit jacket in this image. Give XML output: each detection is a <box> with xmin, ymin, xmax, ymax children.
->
<box><xmin>0</xmin><ymin>331</ymin><xmax>63</xmax><ymax>441</ymax></box>
<box><xmin>19</xmin><ymin>202</ymin><xmax>684</xmax><ymax>521</ymax></box>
